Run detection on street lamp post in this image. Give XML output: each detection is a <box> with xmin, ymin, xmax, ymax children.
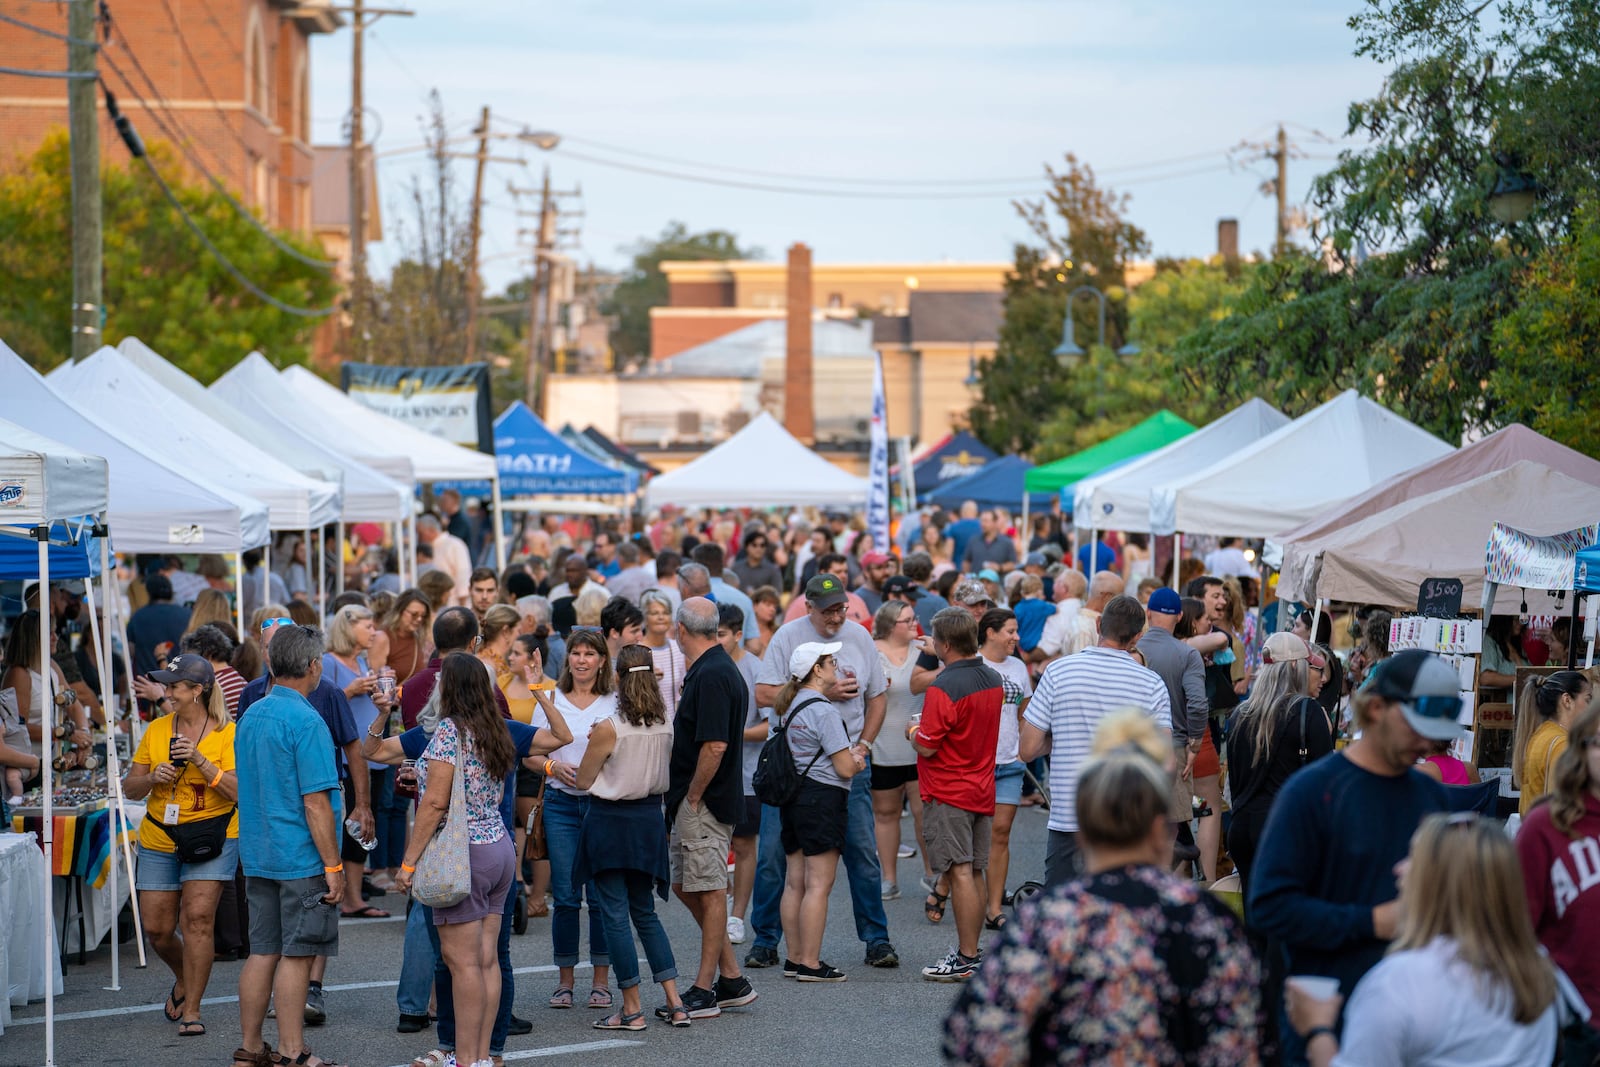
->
<box><xmin>1052</xmin><ymin>284</ymin><xmax>1140</xmax><ymax>574</ymax></box>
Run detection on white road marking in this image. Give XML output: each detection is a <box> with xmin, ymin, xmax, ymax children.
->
<box><xmin>383</xmin><ymin>1038</ymin><xmax>643</xmax><ymax>1066</ymax></box>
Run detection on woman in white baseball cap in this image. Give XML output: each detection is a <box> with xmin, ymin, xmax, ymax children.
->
<box><xmin>775</xmin><ymin>640</ymin><xmax>864</xmax><ymax>983</ymax></box>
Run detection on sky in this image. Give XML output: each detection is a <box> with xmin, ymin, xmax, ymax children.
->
<box><xmin>310</xmin><ymin>0</ymin><xmax>1388</xmax><ymax>292</ymax></box>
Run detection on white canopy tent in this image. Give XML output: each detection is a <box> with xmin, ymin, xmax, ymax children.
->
<box><xmin>118</xmin><ymin>338</ymin><xmax>411</xmax><ymax>524</ymax></box>
<box><xmin>644</xmin><ymin>411</ymin><xmax>869</xmax><ymax>510</ymax></box>
<box><xmin>1149</xmin><ymin>390</ymin><xmax>1455</xmax><ymax>539</ymax></box>
<box><xmin>50</xmin><ymin>348</ymin><xmax>343</xmax><ymax>531</ymax></box>
<box><xmin>0</xmin><ymin>341</ymin><xmax>269</xmax><ymax>552</ymax></box>
<box><xmin>0</xmin><ymin>417</ymin><xmax>107</xmax><ymax>526</ymax></box>
<box><xmin>279</xmin><ymin>364</ymin><xmax>505</xmax><ymax>568</ymax></box>
<box><xmin>1283</xmin><ymin>461</ymin><xmax>1600</xmax><ymax>614</ymax></box>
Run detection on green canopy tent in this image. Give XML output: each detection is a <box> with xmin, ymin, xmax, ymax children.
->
<box><xmin>1023</xmin><ymin>411</ymin><xmax>1196</xmax><ymax>573</ymax></box>
<box><xmin>1024</xmin><ymin>410</ymin><xmax>1197</xmax><ymax>495</ymax></box>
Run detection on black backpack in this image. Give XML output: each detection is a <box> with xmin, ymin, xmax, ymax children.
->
<box><xmin>752</xmin><ymin>694</ymin><xmax>831</xmax><ymax>807</ymax></box>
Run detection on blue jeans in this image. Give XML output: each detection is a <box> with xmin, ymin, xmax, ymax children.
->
<box><xmin>396</xmin><ymin>899</ymin><xmax>434</xmax><ymax>1017</ymax></box>
<box><xmin>591</xmin><ymin>869</ymin><xmax>677</xmax><ymax>990</ymax></box>
<box><xmin>369</xmin><ymin>767</ymin><xmax>408</xmax><ymax>870</ymax></box>
<box><xmin>544</xmin><ymin>789</ymin><xmax>609</xmax><ymax>969</ymax></box>
<box><xmin>751</xmin><ymin>768</ymin><xmax>891</xmax><ymax>951</ymax></box>
<box><xmin>420</xmin><ymin>887</ymin><xmax>517</xmax><ymax>1055</ymax></box>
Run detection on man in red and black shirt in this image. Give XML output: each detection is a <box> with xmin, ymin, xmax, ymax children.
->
<box><xmin>910</xmin><ymin>606</ymin><xmax>1001</xmax><ymax>982</ymax></box>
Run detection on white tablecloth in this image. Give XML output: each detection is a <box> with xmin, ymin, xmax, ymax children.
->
<box><xmin>0</xmin><ymin>831</ymin><xmax>63</xmax><ymax>1036</ymax></box>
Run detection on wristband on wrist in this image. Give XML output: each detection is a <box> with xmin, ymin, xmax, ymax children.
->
<box><xmin>1305</xmin><ymin>1026</ymin><xmax>1336</xmax><ymax>1046</ymax></box>
<box><xmin>543</xmin><ymin>759</ymin><xmax>556</xmax><ymax>776</ymax></box>
<box><xmin>324</xmin><ymin>865</ymin><xmax>343</xmax><ymax>874</ymax></box>
<box><xmin>400</xmin><ymin>862</ymin><xmax>415</xmax><ymax>873</ymax></box>
<box><xmin>209</xmin><ymin>767</ymin><xmax>224</xmax><ymax>787</ymax></box>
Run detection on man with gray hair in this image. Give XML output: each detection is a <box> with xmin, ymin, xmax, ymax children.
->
<box><xmin>604</xmin><ymin>540</ymin><xmax>654</xmax><ymax>606</ymax></box>
<box><xmin>677</xmin><ymin>561</ymin><xmax>713</xmax><ymax>600</ymax></box>
<box><xmin>416</xmin><ymin>513</ymin><xmax>472</xmax><ymax>606</ymax></box>
<box><xmin>664</xmin><ymin>597</ymin><xmax>757</xmax><ymax>1017</ymax></box>
<box><xmin>234</xmin><ymin>625</ymin><xmax>348</xmax><ymax>1067</ymax></box>
<box><xmin>516</xmin><ymin>594</ymin><xmax>565</xmax><ymax>677</ymax></box>
<box><xmin>1033</xmin><ymin>569</ymin><xmax>1088</xmax><ymax>663</ymax></box>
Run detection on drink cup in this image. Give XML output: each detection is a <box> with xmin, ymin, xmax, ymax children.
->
<box><xmin>1287</xmin><ymin>976</ymin><xmax>1340</xmax><ymax>1001</ymax></box>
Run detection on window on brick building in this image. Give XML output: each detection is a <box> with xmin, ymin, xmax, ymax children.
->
<box><xmin>293</xmin><ymin>50</ymin><xmax>309</xmax><ymax>141</ymax></box>
<box><xmin>245</xmin><ymin>9</ymin><xmax>268</xmax><ymax>114</ymax></box>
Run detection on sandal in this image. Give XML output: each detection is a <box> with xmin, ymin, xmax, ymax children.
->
<box><xmin>178</xmin><ymin>1019</ymin><xmax>206</xmax><ymax>1037</ymax></box>
<box><xmin>270</xmin><ymin>1049</ymin><xmax>347</xmax><ymax>1067</ymax></box>
<box><xmin>985</xmin><ymin>913</ymin><xmax>1008</xmax><ymax>932</ymax></box>
<box><xmin>592</xmin><ymin>1009</ymin><xmax>646</xmax><ymax>1031</ymax></box>
<box><xmin>163</xmin><ymin>981</ymin><xmax>185</xmax><ymax>1022</ymax></box>
<box><xmin>664</xmin><ymin>1004</ymin><xmax>691</xmax><ymax>1028</ymax></box>
<box><xmin>924</xmin><ymin>890</ymin><xmax>949</xmax><ymax>925</ymax></box>
<box><xmin>339</xmin><ymin>904</ymin><xmax>390</xmax><ymax>919</ymax></box>
<box><xmin>231</xmin><ymin>1046</ymin><xmax>272</xmax><ymax>1067</ymax></box>
<box><xmin>409</xmin><ymin>1051</ymin><xmax>451</xmax><ymax>1067</ymax></box>
<box><xmin>548</xmin><ymin>986</ymin><xmax>574</xmax><ymax>1009</ymax></box>
<box><xmin>586</xmin><ymin>986</ymin><xmax>613</xmax><ymax>1009</ymax></box>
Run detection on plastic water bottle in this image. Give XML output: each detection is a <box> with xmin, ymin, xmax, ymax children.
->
<box><xmin>344</xmin><ymin>816</ymin><xmax>377</xmax><ymax>851</ymax></box>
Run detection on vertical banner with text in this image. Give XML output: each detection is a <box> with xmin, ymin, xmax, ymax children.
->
<box><xmin>867</xmin><ymin>352</ymin><xmax>891</xmax><ymax>554</ymax></box>
<box><xmin>340</xmin><ymin>362</ymin><xmax>494</xmax><ymax>454</ymax></box>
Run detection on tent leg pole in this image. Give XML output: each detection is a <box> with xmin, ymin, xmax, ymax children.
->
<box><xmin>1569</xmin><ymin>591</ymin><xmax>1582</xmax><ymax>671</ymax></box>
<box><xmin>234</xmin><ymin>552</ymin><xmax>245</xmax><ymax>636</ymax></box>
<box><xmin>1020</xmin><ymin>495</ymin><xmax>1030</xmax><ymax>558</ymax></box>
<box><xmin>491</xmin><ymin>478</ymin><xmax>506</xmax><ymax>571</ymax></box>
<box><xmin>1310</xmin><ymin>598</ymin><xmax>1324</xmax><ymax>645</ymax></box>
<box><xmin>1090</xmin><ymin>524</ymin><xmax>1098</xmax><ymax>576</ymax></box>
<box><xmin>316</xmin><ymin>529</ymin><xmax>326</xmax><ymax>612</ymax></box>
<box><xmin>38</xmin><ymin>531</ymin><xmax>54</xmax><ymax>1067</ymax></box>
<box><xmin>1586</xmin><ymin>595</ymin><xmax>1596</xmax><ymax>669</ymax></box>
<box><xmin>262</xmin><ymin>538</ymin><xmax>271</xmax><ymax>617</ymax></box>
<box><xmin>336</xmin><ymin>527</ymin><xmax>346</xmax><ymax>596</ymax></box>
<box><xmin>1172</xmin><ymin>533</ymin><xmax>1182</xmax><ymax>587</ymax></box>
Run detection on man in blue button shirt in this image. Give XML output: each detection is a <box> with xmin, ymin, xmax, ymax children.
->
<box><xmin>233</xmin><ymin>624</ymin><xmax>347</xmax><ymax>1067</ymax></box>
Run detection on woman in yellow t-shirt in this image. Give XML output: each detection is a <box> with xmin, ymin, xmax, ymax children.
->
<box><xmin>502</xmin><ymin>632</ymin><xmax>558</xmax><ymax>918</ymax></box>
<box><xmin>124</xmin><ymin>653</ymin><xmax>238</xmax><ymax>1037</ymax></box>
<box><xmin>1514</xmin><ymin>670</ymin><xmax>1592</xmax><ymax>817</ymax></box>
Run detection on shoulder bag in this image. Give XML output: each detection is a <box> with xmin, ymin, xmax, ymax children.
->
<box><xmin>411</xmin><ymin>745</ymin><xmax>472</xmax><ymax>908</ymax></box>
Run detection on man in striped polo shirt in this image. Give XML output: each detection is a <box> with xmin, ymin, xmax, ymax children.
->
<box><xmin>1019</xmin><ymin>595</ymin><xmax>1171</xmax><ymax>887</ymax></box>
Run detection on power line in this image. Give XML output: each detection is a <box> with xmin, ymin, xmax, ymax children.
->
<box><xmin>0</xmin><ymin>9</ymin><xmax>98</xmax><ymax>46</ymax></box>
<box><xmin>134</xmin><ymin>153</ymin><xmax>339</xmax><ymax>317</ymax></box>
<box><xmin>101</xmin><ymin>13</ymin><xmax>238</xmax><ymax>180</ymax></box>
<box><xmin>100</xmin><ymin>55</ymin><xmax>334</xmax><ymax>271</ymax></box>
<box><xmin>0</xmin><ymin>64</ymin><xmax>96</xmax><ymax>79</ymax></box>
<box><xmin>153</xmin><ymin>0</ymin><xmax>258</xmax><ymax>161</ymax></box>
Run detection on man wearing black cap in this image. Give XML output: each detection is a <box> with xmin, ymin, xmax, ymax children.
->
<box><xmin>1249</xmin><ymin>649</ymin><xmax>1456</xmax><ymax>1062</ymax></box>
<box><xmin>881</xmin><ymin>574</ymin><xmax>923</xmax><ymax>624</ymax></box>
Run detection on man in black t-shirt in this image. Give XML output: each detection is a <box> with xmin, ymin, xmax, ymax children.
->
<box><xmin>666</xmin><ymin>597</ymin><xmax>757</xmax><ymax>1018</ymax></box>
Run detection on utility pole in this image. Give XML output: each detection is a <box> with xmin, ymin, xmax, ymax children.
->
<box><xmin>537</xmin><ymin>167</ymin><xmax>557</xmax><ymax>405</ymax></box>
<box><xmin>69</xmin><ymin>0</ymin><xmax>100</xmax><ymax>362</ymax></box>
<box><xmin>463</xmin><ymin>105</ymin><xmax>491</xmax><ymax>362</ymax></box>
<box><xmin>1274</xmin><ymin>123</ymin><xmax>1289</xmax><ymax>257</ymax></box>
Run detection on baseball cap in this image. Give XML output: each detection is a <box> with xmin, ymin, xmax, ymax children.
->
<box><xmin>789</xmin><ymin>641</ymin><xmax>843</xmax><ymax>681</ymax></box>
<box><xmin>1262</xmin><ymin>632</ymin><xmax>1327</xmax><ymax>670</ymax></box>
<box><xmin>976</xmin><ymin>568</ymin><xmax>1001</xmax><ymax>584</ymax></box>
<box><xmin>803</xmin><ymin>573</ymin><xmax>849</xmax><ymax>610</ymax></box>
<box><xmin>952</xmin><ymin>579</ymin><xmax>994</xmax><ymax>607</ymax></box>
<box><xmin>882</xmin><ymin>575</ymin><xmax>923</xmax><ymax>600</ymax></box>
<box><xmin>1023</xmin><ymin>551</ymin><xmax>1048</xmax><ymax>569</ymax></box>
<box><xmin>1368</xmin><ymin>649</ymin><xmax>1465</xmax><ymax>740</ymax></box>
<box><xmin>149</xmin><ymin>653</ymin><xmax>216</xmax><ymax>690</ymax></box>
<box><xmin>861</xmin><ymin>551</ymin><xmax>891</xmax><ymax>566</ymax></box>
<box><xmin>1147</xmin><ymin>587</ymin><xmax>1183</xmax><ymax>616</ymax></box>
<box><xmin>23</xmin><ymin>579</ymin><xmax>86</xmax><ymax>602</ymax></box>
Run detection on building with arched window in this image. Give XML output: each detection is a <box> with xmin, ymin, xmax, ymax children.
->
<box><xmin>0</xmin><ymin>0</ymin><xmax>341</xmax><ymax>236</ymax></box>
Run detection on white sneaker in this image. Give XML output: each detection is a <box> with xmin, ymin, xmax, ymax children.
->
<box><xmin>726</xmin><ymin>916</ymin><xmax>747</xmax><ymax>944</ymax></box>
<box><xmin>897</xmin><ymin>844</ymin><xmax>917</xmax><ymax>859</ymax></box>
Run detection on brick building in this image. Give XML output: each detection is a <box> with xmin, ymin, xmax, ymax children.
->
<box><xmin>0</xmin><ymin>0</ymin><xmax>340</xmax><ymax>235</ymax></box>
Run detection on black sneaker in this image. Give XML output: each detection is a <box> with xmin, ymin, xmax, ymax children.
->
<box><xmin>395</xmin><ymin>1012</ymin><xmax>430</xmax><ymax>1034</ymax></box>
<box><xmin>680</xmin><ymin>986</ymin><xmax>721</xmax><ymax>1019</ymax></box>
<box><xmin>864</xmin><ymin>941</ymin><xmax>900</xmax><ymax>968</ymax></box>
<box><xmin>921</xmin><ymin>948</ymin><xmax>981</xmax><ymax>982</ymax></box>
<box><xmin>507</xmin><ymin>1013</ymin><xmax>533</xmax><ymax>1035</ymax></box>
<box><xmin>713</xmin><ymin>975</ymin><xmax>758</xmax><ymax>1008</ymax></box>
<box><xmin>793</xmin><ymin>962</ymin><xmax>846</xmax><ymax>983</ymax></box>
<box><xmin>744</xmin><ymin>945</ymin><xmax>779</xmax><ymax>969</ymax></box>
<box><xmin>782</xmin><ymin>959</ymin><xmax>799</xmax><ymax>978</ymax></box>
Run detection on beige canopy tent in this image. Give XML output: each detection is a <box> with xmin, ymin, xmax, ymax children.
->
<box><xmin>1282</xmin><ymin>461</ymin><xmax>1600</xmax><ymax>613</ymax></box>
<box><xmin>1279</xmin><ymin>424</ymin><xmax>1600</xmax><ymax>603</ymax></box>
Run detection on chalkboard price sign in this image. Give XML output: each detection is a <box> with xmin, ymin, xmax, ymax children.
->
<box><xmin>1417</xmin><ymin>577</ymin><xmax>1465</xmax><ymax>617</ymax></box>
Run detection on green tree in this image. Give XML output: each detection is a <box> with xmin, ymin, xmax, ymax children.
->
<box><xmin>0</xmin><ymin>131</ymin><xmax>336</xmax><ymax>381</ymax></box>
<box><xmin>1489</xmin><ymin>196</ymin><xmax>1600</xmax><ymax>458</ymax></box>
<box><xmin>1175</xmin><ymin>0</ymin><xmax>1600</xmax><ymax>442</ymax></box>
<box><xmin>601</xmin><ymin>221</ymin><xmax>759</xmax><ymax>363</ymax></box>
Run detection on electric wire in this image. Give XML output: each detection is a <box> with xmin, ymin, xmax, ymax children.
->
<box><xmin>0</xmin><ymin>9</ymin><xmax>97</xmax><ymax>46</ymax></box>
<box><xmin>0</xmin><ymin>64</ymin><xmax>96</xmax><ymax>79</ymax></box>
<box><xmin>154</xmin><ymin>0</ymin><xmax>259</xmax><ymax>160</ymax></box>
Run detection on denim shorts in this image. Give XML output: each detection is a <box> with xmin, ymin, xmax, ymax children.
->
<box><xmin>994</xmin><ymin>761</ymin><xmax>1026</xmax><ymax>808</ymax></box>
<box><xmin>135</xmin><ymin>837</ymin><xmax>240</xmax><ymax>892</ymax></box>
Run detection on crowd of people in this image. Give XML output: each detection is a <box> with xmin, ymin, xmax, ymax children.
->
<box><xmin>4</xmin><ymin>499</ymin><xmax>1599</xmax><ymax>1067</ymax></box>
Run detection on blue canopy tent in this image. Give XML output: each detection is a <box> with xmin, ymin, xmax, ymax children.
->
<box><xmin>0</xmin><ymin>523</ymin><xmax>97</xmax><ymax>581</ymax></box>
<box><xmin>441</xmin><ymin>401</ymin><xmax>634</xmax><ymax>499</ymax></box>
<box><xmin>1575</xmin><ymin>544</ymin><xmax>1600</xmax><ymax>668</ymax></box>
<box><xmin>581</xmin><ymin>426</ymin><xmax>659</xmax><ymax>478</ymax></box>
<box><xmin>927</xmin><ymin>455</ymin><xmax>1054</xmax><ymax>512</ymax></box>
<box><xmin>558</xmin><ymin>425</ymin><xmax>640</xmax><ymax>494</ymax></box>
<box><xmin>908</xmin><ymin>431</ymin><xmax>998</xmax><ymax>502</ymax></box>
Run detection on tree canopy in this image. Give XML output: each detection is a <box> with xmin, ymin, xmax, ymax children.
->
<box><xmin>601</xmin><ymin>221</ymin><xmax>759</xmax><ymax>363</ymax></box>
<box><xmin>0</xmin><ymin>131</ymin><xmax>335</xmax><ymax>382</ymax></box>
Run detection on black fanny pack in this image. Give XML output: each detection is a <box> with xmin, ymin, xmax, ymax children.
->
<box><xmin>152</xmin><ymin>810</ymin><xmax>233</xmax><ymax>864</ymax></box>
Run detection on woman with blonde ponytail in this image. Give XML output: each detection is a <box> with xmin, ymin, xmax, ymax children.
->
<box><xmin>944</xmin><ymin>709</ymin><xmax>1260</xmax><ymax>1064</ymax></box>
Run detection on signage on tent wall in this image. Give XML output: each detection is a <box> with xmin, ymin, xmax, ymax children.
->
<box><xmin>0</xmin><ymin>481</ymin><xmax>27</xmax><ymax>509</ymax></box>
<box><xmin>1416</xmin><ymin>577</ymin><xmax>1464</xmax><ymax>618</ymax></box>
<box><xmin>340</xmin><ymin>362</ymin><xmax>495</xmax><ymax>454</ymax></box>
<box><xmin>168</xmin><ymin>524</ymin><xmax>205</xmax><ymax>545</ymax></box>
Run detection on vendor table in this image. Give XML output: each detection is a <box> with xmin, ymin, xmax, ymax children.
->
<box><xmin>11</xmin><ymin>802</ymin><xmax>140</xmax><ymax>964</ymax></box>
<box><xmin>0</xmin><ymin>832</ymin><xmax>63</xmax><ymax>1037</ymax></box>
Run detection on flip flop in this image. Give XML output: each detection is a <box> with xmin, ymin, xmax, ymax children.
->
<box><xmin>339</xmin><ymin>904</ymin><xmax>390</xmax><ymax>919</ymax></box>
<box><xmin>163</xmin><ymin>982</ymin><xmax>184</xmax><ymax>1022</ymax></box>
<box><xmin>178</xmin><ymin>1020</ymin><xmax>206</xmax><ymax>1037</ymax></box>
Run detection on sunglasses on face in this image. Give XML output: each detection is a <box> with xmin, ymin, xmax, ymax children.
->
<box><xmin>260</xmin><ymin>617</ymin><xmax>293</xmax><ymax>631</ymax></box>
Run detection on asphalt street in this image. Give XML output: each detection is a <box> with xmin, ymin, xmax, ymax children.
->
<box><xmin>1</xmin><ymin>802</ymin><xmax>1054</xmax><ymax>1067</ymax></box>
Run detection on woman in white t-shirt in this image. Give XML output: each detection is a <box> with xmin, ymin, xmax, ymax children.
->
<box><xmin>978</xmin><ymin>608</ymin><xmax>1031</xmax><ymax>932</ymax></box>
<box><xmin>639</xmin><ymin>591</ymin><xmax>685</xmax><ymax>722</ymax></box>
<box><xmin>1288</xmin><ymin>812</ymin><xmax>1559</xmax><ymax>1067</ymax></box>
<box><xmin>533</xmin><ymin>629</ymin><xmax>618</xmax><ymax>1011</ymax></box>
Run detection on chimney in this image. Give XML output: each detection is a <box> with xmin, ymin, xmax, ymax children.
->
<box><xmin>785</xmin><ymin>242</ymin><xmax>814</xmax><ymax>444</ymax></box>
<box><xmin>1217</xmin><ymin>218</ymin><xmax>1239</xmax><ymax>263</ymax></box>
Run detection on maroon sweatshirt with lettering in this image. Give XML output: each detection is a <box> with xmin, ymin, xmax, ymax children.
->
<box><xmin>1518</xmin><ymin>793</ymin><xmax>1600</xmax><ymax>1019</ymax></box>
